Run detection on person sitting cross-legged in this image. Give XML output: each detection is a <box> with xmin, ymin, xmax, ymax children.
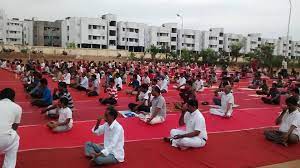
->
<box><xmin>87</xmin><ymin>74</ymin><xmax>100</xmax><ymax>97</ymax></box>
<box><xmin>261</xmin><ymin>83</ymin><xmax>281</xmax><ymax>105</ymax></box>
<box><xmin>128</xmin><ymin>84</ymin><xmax>151</xmax><ymax>113</ymax></box>
<box><xmin>41</xmin><ymin>82</ymin><xmax>74</xmax><ymax>119</ymax></box>
<box><xmin>31</xmin><ymin>78</ymin><xmax>53</xmax><ymax>107</ymax></box>
<box><xmin>84</xmin><ymin>106</ymin><xmax>124</xmax><ymax>166</ymax></box>
<box><xmin>99</xmin><ymin>81</ymin><xmax>118</xmax><ymax>105</ymax></box>
<box><xmin>47</xmin><ymin>97</ymin><xmax>73</xmax><ymax>133</ymax></box>
<box><xmin>138</xmin><ymin>86</ymin><xmax>166</xmax><ymax>125</ymax></box>
<box><xmin>210</xmin><ymin>85</ymin><xmax>234</xmax><ymax>118</ymax></box>
<box><xmin>164</xmin><ymin>99</ymin><xmax>207</xmax><ymax>150</ymax></box>
<box><xmin>264</xmin><ymin>96</ymin><xmax>300</xmax><ymax>147</ymax></box>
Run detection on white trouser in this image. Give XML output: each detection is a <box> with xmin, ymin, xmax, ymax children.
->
<box><xmin>173</xmin><ymin>85</ymin><xmax>185</xmax><ymax>89</ymax></box>
<box><xmin>138</xmin><ymin>113</ymin><xmax>165</xmax><ymax>125</ymax></box>
<box><xmin>209</xmin><ymin>108</ymin><xmax>232</xmax><ymax>117</ymax></box>
<box><xmin>170</xmin><ymin>129</ymin><xmax>206</xmax><ymax>148</ymax></box>
<box><xmin>0</xmin><ymin>131</ymin><xmax>20</xmax><ymax>168</ymax></box>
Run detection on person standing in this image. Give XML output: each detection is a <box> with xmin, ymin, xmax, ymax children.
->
<box><xmin>0</xmin><ymin>88</ymin><xmax>22</xmax><ymax>168</ymax></box>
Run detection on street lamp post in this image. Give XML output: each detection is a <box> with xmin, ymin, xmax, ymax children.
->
<box><xmin>176</xmin><ymin>14</ymin><xmax>183</xmax><ymax>58</ymax></box>
<box><xmin>286</xmin><ymin>0</ymin><xmax>292</xmax><ymax>59</ymax></box>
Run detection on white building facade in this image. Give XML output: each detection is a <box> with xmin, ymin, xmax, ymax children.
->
<box><xmin>117</xmin><ymin>21</ymin><xmax>146</xmax><ymax>52</ymax></box>
<box><xmin>61</xmin><ymin>14</ymin><xmax>117</xmax><ymax>49</ymax></box>
<box><xmin>6</xmin><ymin>18</ymin><xmax>23</xmax><ymax>45</ymax></box>
<box><xmin>22</xmin><ymin>19</ymin><xmax>34</xmax><ymax>46</ymax></box>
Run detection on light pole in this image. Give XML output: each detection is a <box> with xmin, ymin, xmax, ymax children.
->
<box><xmin>286</xmin><ymin>0</ymin><xmax>292</xmax><ymax>59</ymax></box>
<box><xmin>176</xmin><ymin>14</ymin><xmax>183</xmax><ymax>58</ymax></box>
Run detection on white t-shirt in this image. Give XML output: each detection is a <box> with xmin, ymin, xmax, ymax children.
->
<box><xmin>177</xmin><ymin>77</ymin><xmax>186</xmax><ymax>86</ymax></box>
<box><xmin>16</xmin><ymin>65</ymin><xmax>21</xmax><ymax>73</ymax></box>
<box><xmin>194</xmin><ymin>79</ymin><xmax>204</xmax><ymax>91</ymax></box>
<box><xmin>114</xmin><ymin>77</ymin><xmax>123</xmax><ymax>89</ymax></box>
<box><xmin>184</xmin><ymin>109</ymin><xmax>208</xmax><ymax>140</ymax></box>
<box><xmin>279</xmin><ymin>109</ymin><xmax>300</xmax><ymax>137</ymax></box>
<box><xmin>0</xmin><ymin>99</ymin><xmax>22</xmax><ymax>135</ymax></box>
<box><xmin>282</xmin><ymin>60</ymin><xmax>288</xmax><ymax>70</ymax></box>
<box><xmin>160</xmin><ymin>79</ymin><xmax>168</xmax><ymax>92</ymax></box>
<box><xmin>220</xmin><ymin>92</ymin><xmax>235</xmax><ymax>116</ymax></box>
<box><xmin>58</xmin><ymin>107</ymin><xmax>73</xmax><ymax>128</ymax></box>
<box><xmin>137</xmin><ymin>75</ymin><xmax>141</xmax><ymax>86</ymax></box>
<box><xmin>142</xmin><ymin>76</ymin><xmax>151</xmax><ymax>85</ymax></box>
<box><xmin>80</xmin><ymin>76</ymin><xmax>89</xmax><ymax>89</ymax></box>
<box><xmin>63</xmin><ymin>73</ymin><xmax>71</xmax><ymax>85</ymax></box>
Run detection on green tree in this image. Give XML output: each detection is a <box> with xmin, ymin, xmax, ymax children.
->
<box><xmin>229</xmin><ymin>42</ymin><xmax>243</xmax><ymax>62</ymax></box>
<box><xmin>129</xmin><ymin>52</ymin><xmax>136</xmax><ymax>60</ymax></box>
<box><xmin>181</xmin><ymin>49</ymin><xmax>193</xmax><ymax>62</ymax></box>
<box><xmin>146</xmin><ymin>45</ymin><xmax>160</xmax><ymax>60</ymax></box>
<box><xmin>66</xmin><ymin>42</ymin><xmax>76</xmax><ymax>49</ymax></box>
<box><xmin>200</xmin><ymin>48</ymin><xmax>218</xmax><ymax>64</ymax></box>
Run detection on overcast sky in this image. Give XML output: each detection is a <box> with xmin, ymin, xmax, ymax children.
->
<box><xmin>1</xmin><ymin>0</ymin><xmax>299</xmax><ymax>40</ymax></box>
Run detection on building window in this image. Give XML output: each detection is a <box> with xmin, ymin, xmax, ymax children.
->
<box><xmin>135</xmin><ymin>39</ymin><xmax>138</xmax><ymax>43</ymax></box>
<box><xmin>135</xmin><ymin>29</ymin><xmax>139</xmax><ymax>33</ymax></box>
<box><xmin>109</xmin><ymin>21</ymin><xmax>116</xmax><ymax>26</ymax></box>
<box><xmin>88</xmin><ymin>35</ymin><xmax>92</xmax><ymax>40</ymax></box>
<box><xmin>67</xmin><ymin>36</ymin><xmax>69</xmax><ymax>41</ymax></box>
<box><xmin>122</xmin><ymin>38</ymin><xmax>125</xmax><ymax>41</ymax></box>
<box><xmin>219</xmin><ymin>40</ymin><xmax>223</xmax><ymax>45</ymax></box>
<box><xmin>67</xmin><ymin>26</ymin><xmax>69</xmax><ymax>31</ymax></box>
<box><xmin>109</xmin><ymin>30</ymin><xmax>116</xmax><ymax>36</ymax></box>
<box><xmin>258</xmin><ymin>37</ymin><xmax>261</xmax><ymax>41</ymax></box>
<box><xmin>171</xmin><ymin>28</ymin><xmax>177</xmax><ymax>33</ymax></box>
<box><xmin>171</xmin><ymin>37</ymin><xmax>176</xmax><ymax>42</ymax></box>
<box><xmin>219</xmin><ymin>33</ymin><xmax>224</xmax><ymax>37</ymax></box>
<box><xmin>123</xmin><ymin>28</ymin><xmax>125</xmax><ymax>31</ymax></box>
<box><xmin>88</xmin><ymin>25</ymin><xmax>92</xmax><ymax>29</ymax></box>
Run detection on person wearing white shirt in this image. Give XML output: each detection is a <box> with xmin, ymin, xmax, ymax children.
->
<box><xmin>210</xmin><ymin>85</ymin><xmax>234</xmax><ymax>118</ymax></box>
<box><xmin>160</xmin><ymin>78</ymin><xmax>169</xmax><ymax>93</ymax></box>
<box><xmin>84</xmin><ymin>107</ymin><xmax>124</xmax><ymax>166</ymax></box>
<box><xmin>114</xmin><ymin>74</ymin><xmax>123</xmax><ymax>91</ymax></box>
<box><xmin>173</xmin><ymin>74</ymin><xmax>186</xmax><ymax>89</ymax></box>
<box><xmin>47</xmin><ymin>97</ymin><xmax>73</xmax><ymax>132</ymax></box>
<box><xmin>193</xmin><ymin>75</ymin><xmax>204</xmax><ymax>92</ymax></box>
<box><xmin>142</xmin><ymin>72</ymin><xmax>151</xmax><ymax>85</ymax></box>
<box><xmin>87</xmin><ymin>74</ymin><xmax>100</xmax><ymax>97</ymax></box>
<box><xmin>62</xmin><ymin>70</ymin><xmax>71</xmax><ymax>85</ymax></box>
<box><xmin>164</xmin><ymin>99</ymin><xmax>207</xmax><ymax>150</ymax></box>
<box><xmin>77</xmin><ymin>73</ymin><xmax>89</xmax><ymax>91</ymax></box>
<box><xmin>264</xmin><ymin>96</ymin><xmax>300</xmax><ymax>146</ymax></box>
<box><xmin>0</xmin><ymin>88</ymin><xmax>22</xmax><ymax>168</ymax></box>
<box><xmin>137</xmin><ymin>74</ymin><xmax>141</xmax><ymax>86</ymax></box>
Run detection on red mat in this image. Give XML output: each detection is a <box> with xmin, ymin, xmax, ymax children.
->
<box><xmin>3</xmin><ymin>129</ymin><xmax>300</xmax><ymax>168</ymax></box>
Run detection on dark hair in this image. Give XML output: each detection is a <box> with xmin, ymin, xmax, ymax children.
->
<box><xmin>187</xmin><ymin>99</ymin><xmax>198</xmax><ymax>109</ymax></box>
<box><xmin>152</xmin><ymin>86</ymin><xmax>161</xmax><ymax>94</ymax></box>
<box><xmin>107</xmin><ymin>106</ymin><xmax>118</xmax><ymax>119</ymax></box>
<box><xmin>294</xmin><ymin>88</ymin><xmax>299</xmax><ymax>95</ymax></box>
<box><xmin>286</xmin><ymin>96</ymin><xmax>298</xmax><ymax>106</ymax></box>
<box><xmin>40</xmin><ymin>78</ymin><xmax>48</xmax><ymax>85</ymax></box>
<box><xmin>58</xmin><ymin>82</ymin><xmax>67</xmax><ymax>89</ymax></box>
<box><xmin>60</xmin><ymin>97</ymin><xmax>69</xmax><ymax>106</ymax></box>
<box><xmin>0</xmin><ymin>88</ymin><xmax>15</xmax><ymax>101</ymax></box>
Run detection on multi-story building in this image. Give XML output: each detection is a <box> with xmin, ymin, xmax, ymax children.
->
<box><xmin>261</xmin><ymin>38</ymin><xmax>279</xmax><ymax>55</ymax></box>
<box><xmin>6</xmin><ymin>18</ymin><xmax>23</xmax><ymax>45</ymax></box>
<box><xmin>177</xmin><ymin>29</ymin><xmax>201</xmax><ymax>52</ymax></box>
<box><xmin>223</xmin><ymin>33</ymin><xmax>245</xmax><ymax>53</ymax></box>
<box><xmin>61</xmin><ymin>14</ymin><xmax>117</xmax><ymax>49</ymax></box>
<box><xmin>117</xmin><ymin>21</ymin><xmax>146</xmax><ymax>52</ymax></box>
<box><xmin>208</xmin><ymin>28</ymin><xmax>224</xmax><ymax>52</ymax></box>
<box><xmin>22</xmin><ymin>19</ymin><xmax>34</xmax><ymax>46</ymax></box>
<box><xmin>277</xmin><ymin>36</ymin><xmax>292</xmax><ymax>57</ymax></box>
<box><xmin>145</xmin><ymin>23</ymin><xmax>178</xmax><ymax>51</ymax></box>
<box><xmin>0</xmin><ymin>9</ymin><xmax>7</xmax><ymax>44</ymax></box>
<box><xmin>245</xmin><ymin>33</ymin><xmax>262</xmax><ymax>53</ymax></box>
<box><xmin>291</xmin><ymin>41</ymin><xmax>300</xmax><ymax>58</ymax></box>
<box><xmin>33</xmin><ymin>20</ymin><xmax>62</xmax><ymax>47</ymax></box>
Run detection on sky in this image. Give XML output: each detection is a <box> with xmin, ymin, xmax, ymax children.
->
<box><xmin>1</xmin><ymin>0</ymin><xmax>299</xmax><ymax>40</ymax></box>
